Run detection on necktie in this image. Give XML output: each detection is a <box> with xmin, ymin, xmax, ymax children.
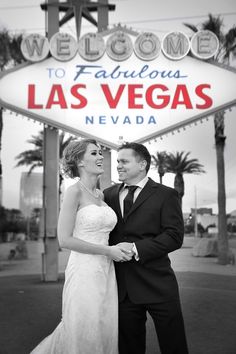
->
<box><xmin>123</xmin><ymin>185</ymin><xmax>138</xmax><ymax>219</ymax></box>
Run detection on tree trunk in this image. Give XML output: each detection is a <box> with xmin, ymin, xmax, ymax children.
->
<box><xmin>174</xmin><ymin>173</ymin><xmax>184</xmax><ymax>208</ymax></box>
<box><xmin>0</xmin><ymin>108</ymin><xmax>3</xmax><ymax>206</ymax></box>
<box><xmin>158</xmin><ymin>166</ymin><xmax>165</xmax><ymax>184</ymax></box>
<box><xmin>214</xmin><ymin>111</ymin><xmax>229</xmax><ymax>265</ymax></box>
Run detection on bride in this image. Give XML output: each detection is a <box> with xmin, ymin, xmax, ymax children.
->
<box><xmin>30</xmin><ymin>139</ymin><xmax>132</xmax><ymax>354</ymax></box>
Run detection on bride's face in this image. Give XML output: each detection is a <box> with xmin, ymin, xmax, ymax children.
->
<box><xmin>79</xmin><ymin>143</ymin><xmax>104</xmax><ymax>175</ymax></box>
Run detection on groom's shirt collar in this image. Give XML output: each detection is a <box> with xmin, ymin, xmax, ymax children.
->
<box><xmin>123</xmin><ymin>175</ymin><xmax>149</xmax><ymax>190</ymax></box>
<box><xmin>119</xmin><ymin>175</ymin><xmax>149</xmax><ymax>212</ymax></box>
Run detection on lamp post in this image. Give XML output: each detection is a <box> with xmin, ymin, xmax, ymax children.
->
<box><xmin>194</xmin><ymin>186</ymin><xmax>198</xmax><ymax>237</ymax></box>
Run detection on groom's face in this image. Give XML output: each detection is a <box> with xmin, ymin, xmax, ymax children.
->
<box><xmin>117</xmin><ymin>148</ymin><xmax>146</xmax><ymax>185</ymax></box>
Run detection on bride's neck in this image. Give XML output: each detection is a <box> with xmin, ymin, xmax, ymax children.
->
<box><xmin>79</xmin><ymin>175</ymin><xmax>98</xmax><ymax>190</ymax></box>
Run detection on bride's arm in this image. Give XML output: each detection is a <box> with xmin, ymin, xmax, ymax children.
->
<box><xmin>57</xmin><ymin>185</ymin><xmax>131</xmax><ymax>262</ymax></box>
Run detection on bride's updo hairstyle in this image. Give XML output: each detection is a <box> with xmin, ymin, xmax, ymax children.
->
<box><xmin>61</xmin><ymin>138</ymin><xmax>99</xmax><ymax>178</ymax></box>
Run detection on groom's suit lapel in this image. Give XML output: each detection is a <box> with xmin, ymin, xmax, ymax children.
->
<box><xmin>125</xmin><ymin>179</ymin><xmax>155</xmax><ymax>219</ymax></box>
<box><xmin>113</xmin><ymin>183</ymin><xmax>123</xmax><ymax>220</ymax></box>
<box><xmin>114</xmin><ymin>179</ymin><xmax>157</xmax><ymax>222</ymax></box>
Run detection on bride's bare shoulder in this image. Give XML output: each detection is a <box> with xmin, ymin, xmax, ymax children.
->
<box><xmin>63</xmin><ymin>182</ymin><xmax>82</xmax><ymax>200</ymax></box>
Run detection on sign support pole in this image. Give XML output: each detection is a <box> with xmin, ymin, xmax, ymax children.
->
<box><xmin>97</xmin><ymin>0</ymin><xmax>112</xmax><ymax>191</ymax></box>
<box><xmin>42</xmin><ymin>0</ymin><xmax>59</xmax><ymax>281</ymax></box>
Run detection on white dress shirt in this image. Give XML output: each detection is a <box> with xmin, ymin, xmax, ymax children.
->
<box><xmin>119</xmin><ymin>175</ymin><xmax>149</xmax><ymax>216</ymax></box>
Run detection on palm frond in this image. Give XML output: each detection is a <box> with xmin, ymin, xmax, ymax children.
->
<box><xmin>15</xmin><ymin>130</ymin><xmax>77</xmax><ymax>173</ymax></box>
<box><xmin>15</xmin><ymin>149</ymin><xmax>42</xmax><ymax>167</ymax></box>
<box><xmin>166</xmin><ymin>151</ymin><xmax>205</xmax><ymax>175</ymax></box>
<box><xmin>183</xmin><ymin>23</ymin><xmax>198</xmax><ymax>33</ymax></box>
<box><xmin>201</xmin><ymin>14</ymin><xmax>224</xmax><ymax>40</ymax></box>
<box><xmin>0</xmin><ymin>30</ymin><xmax>11</xmax><ymax>70</ymax></box>
<box><xmin>9</xmin><ymin>34</ymin><xmax>25</xmax><ymax>65</ymax></box>
<box><xmin>223</xmin><ymin>26</ymin><xmax>236</xmax><ymax>60</ymax></box>
<box><xmin>27</xmin><ymin>130</ymin><xmax>44</xmax><ymax>147</ymax></box>
<box><xmin>184</xmin><ymin>13</ymin><xmax>236</xmax><ymax>64</ymax></box>
<box><xmin>27</xmin><ymin>162</ymin><xmax>43</xmax><ymax>175</ymax></box>
<box><xmin>151</xmin><ymin>151</ymin><xmax>168</xmax><ymax>166</ymax></box>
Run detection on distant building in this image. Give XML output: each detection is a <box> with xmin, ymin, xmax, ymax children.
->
<box><xmin>227</xmin><ymin>210</ymin><xmax>236</xmax><ymax>225</ymax></box>
<box><xmin>191</xmin><ymin>208</ymin><xmax>213</xmax><ymax>215</ymax></box>
<box><xmin>19</xmin><ymin>172</ymin><xmax>42</xmax><ymax>218</ymax></box>
<box><xmin>185</xmin><ymin>208</ymin><xmax>236</xmax><ymax>235</ymax></box>
<box><xmin>5</xmin><ymin>209</ymin><xmax>24</xmax><ymax>222</ymax></box>
<box><xmin>189</xmin><ymin>207</ymin><xmax>217</xmax><ymax>230</ymax></box>
<box><xmin>197</xmin><ymin>214</ymin><xmax>218</xmax><ymax>229</ymax></box>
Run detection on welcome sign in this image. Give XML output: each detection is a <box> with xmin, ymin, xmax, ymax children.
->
<box><xmin>0</xmin><ymin>27</ymin><xmax>236</xmax><ymax>149</ymax></box>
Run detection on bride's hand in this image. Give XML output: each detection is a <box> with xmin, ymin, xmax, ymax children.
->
<box><xmin>108</xmin><ymin>246</ymin><xmax>133</xmax><ymax>262</ymax></box>
<box><xmin>117</xmin><ymin>242</ymin><xmax>134</xmax><ymax>255</ymax></box>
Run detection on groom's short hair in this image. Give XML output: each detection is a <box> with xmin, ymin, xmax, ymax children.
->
<box><xmin>118</xmin><ymin>142</ymin><xmax>151</xmax><ymax>173</ymax></box>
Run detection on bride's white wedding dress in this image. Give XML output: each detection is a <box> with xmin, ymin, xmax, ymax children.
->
<box><xmin>31</xmin><ymin>204</ymin><xmax>118</xmax><ymax>354</ymax></box>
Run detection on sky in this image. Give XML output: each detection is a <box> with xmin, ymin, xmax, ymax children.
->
<box><xmin>0</xmin><ymin>0</ymin><xmax>236</xmax><ymax>214</ymax></box>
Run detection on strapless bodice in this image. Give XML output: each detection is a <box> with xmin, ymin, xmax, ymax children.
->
<box><xmin>72</xmin><ymin>204</ymin><xmax>117</xmax><ymax>245</ymax></box>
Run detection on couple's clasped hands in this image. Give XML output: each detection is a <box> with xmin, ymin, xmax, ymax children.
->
<box><xmin>109</xmin><ymin>242</ymin><xmax>134</xmax><ymax>262</ymax></box>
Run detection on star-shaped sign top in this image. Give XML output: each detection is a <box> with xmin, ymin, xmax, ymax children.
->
<box><xmin>40</xmin><ymin>0</ymin><xmax>115</xmax><ymax>39</ymax></box>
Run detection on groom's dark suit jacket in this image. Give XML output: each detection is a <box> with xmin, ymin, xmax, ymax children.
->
<box><xmin>104</xmin><ymin>178</ymin><xmax>184</xmax><ymax>304</ymax></box>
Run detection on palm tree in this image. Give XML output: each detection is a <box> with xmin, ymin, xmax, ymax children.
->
<box><xmin>15</xmin><ymin>130</ymin><xmax>76</xmax><ymax>195</ymax></box>
<box><xmin>0</xmin><ymin>30</ymin><xmax>25</xmax><ymax>206</ymax></box>
<box><xmin>166</xmin><ymin>151</ymin><xmax>205</xmax><ymax>207</ymax></box>
<box><xmin>151</xmin><ymin>151</ymin><xmax>168</xmax><ymax>184</ymax></box>
<box><xmin>15</xmin><ymin>131</ymin><xmax>44</xmax><ymax>173</ymax></box>
<box><xmin>184</xmin><ymin>14</ymin><xmax>236</xmax><ymax>264</ymax></box>
<box><xmin>0</xmin><ymin>30</ymin><xmax>11</xmax><ymax>206</ymax></box>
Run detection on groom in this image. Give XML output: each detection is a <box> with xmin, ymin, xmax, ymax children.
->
<box><xmin>104</xmin><ymin>142</ymin><xmax>188</xmax><ymax>354</ymax></box>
